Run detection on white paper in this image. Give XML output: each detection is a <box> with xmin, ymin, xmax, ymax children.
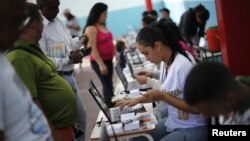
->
<box><xmin>120</xmin><ymin>112</ymin><xmax>136</xmax><ymax>122</ymax></box>
<box><xmin>106</xmin><ymin>123</ymin><xmax>123</xmax><ymax>134</ymax></box>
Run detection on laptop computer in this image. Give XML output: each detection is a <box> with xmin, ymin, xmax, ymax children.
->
<box><xmin>124</xmin><ymin>49</ymin><xmax>143</xmax><ymax>65</ymax></box>
<box><xmin>88</xmin><ymin>80</ymin><xmax>145</xmax><ymax>123</ymax></box>
<box><xmin>133</xmin><ymin>50</ymin><xmax>143</xmax><ymax>65</ymax></box>
<box><xmin>115</xmin><ymin>64</ymin><xmax>151</xmax><ymax>92</ymax></box>
<box><xmin>127</xmin><ymin>61</ymin><xmax>136</xmax><ymax>79</ymax></box>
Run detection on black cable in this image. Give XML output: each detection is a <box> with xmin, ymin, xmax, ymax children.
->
<box><xmin>110</xmin><ymin>123</ymin><xmax>118</xmax><ymax>141</ymax></box>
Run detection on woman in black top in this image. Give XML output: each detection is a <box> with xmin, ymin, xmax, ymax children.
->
<box><xmin>179</xmin><ymin>4</ymin><xmax>209</xmax><ymax>47</ymax></box>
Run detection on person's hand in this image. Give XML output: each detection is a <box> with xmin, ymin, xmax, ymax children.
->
<box><xmin>192</xmin><ymin>45</ymin><xmax>199</xmax><ymax>49</ymax></box>
<box><xmin>135</xmin><ymin>75</ymin><xmax>148</xmax><ymax>84</ymax></box>
<box><xmin>72</xmin><ymin>123</ymin><xmax>83</xmax><ymax>138</ymax></box>
<box><xmin>99</xmin><ymin>64</ymin><xmax>108</xmax><ymax>75</ymax></box>
<box><xmin>79</xmin><ymin>34</ymin><xmax>89</xmax><ymax>46</ymax></box>
<box><xmin>69</xmin><ymin>49</ymin><xmax>83</xmax><ymax>64</ymax></box>
<box><xmin>115</xmin><ymin>98</ymin><xmax>139</xmax><ymax>109</ymax></box>
<box><xmin>142</xmin><ymin>89</ymin><xmax>164</xmax><ymax>101</ymax></box>
<box><xmin>137</xmin><ymin>71</ymin><xmax>152</xmax><ymax>77</ymax></box>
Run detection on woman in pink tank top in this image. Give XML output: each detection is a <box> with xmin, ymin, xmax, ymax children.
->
<box><xmin>84</xmin><ymin>2</ymin><xmax>115</xmax><ymax>108</ymax></box>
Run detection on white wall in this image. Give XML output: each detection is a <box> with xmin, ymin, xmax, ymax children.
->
<box><xmin>27</xmin><ymin>0</ymin><xmax>164</xmax><ymax>19</ymax></box>
<box><xmin>163</xmin><ymin>0</ymin><xmax>185</xmax><ymax>23</ymax></box>
<box><xmin>59</xmin><ymin>0</ymin><xmax>162</xmax><ymax>19</ymax></box>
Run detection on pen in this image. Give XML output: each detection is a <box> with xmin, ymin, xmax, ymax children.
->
<box><xmin>97</xmin><ymin>117</ymin><xmax>103</xmax><ymax>127</ymax></box>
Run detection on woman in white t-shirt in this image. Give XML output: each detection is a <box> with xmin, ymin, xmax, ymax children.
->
<box><xmin>116</xmin><ymin>22</ymin><xmax>207</xmax><ymax>141</ymax></box>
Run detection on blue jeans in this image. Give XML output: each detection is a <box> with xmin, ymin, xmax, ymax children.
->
<box><xmin>134</xmin><ymin>118</ymin><xmax>207</xmax><ymax>141</ymax></box>
<box><xmin>62</xmin><ymin>75</ymin><xmax>86</xmax><ymax>141</ymax></box>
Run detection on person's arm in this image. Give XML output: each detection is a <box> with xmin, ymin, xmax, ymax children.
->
<box><xmin>85</xmin><ymin>26</ymin><xmax>108</xmax><ymax>75</ymax></box>
<box><xmin>116</xmin><ymin>95</ymin><xmax>154</xmax><ymax>108</ymax></box>
<box><xmin>142</xmin><ymin>89</ymin><xmax>199</xmax><ymax>113</ymax></box>
<box><xmin>135</xmin><ymin>75</ymin><xmax>161</xmax><ymax>89</ymax></box>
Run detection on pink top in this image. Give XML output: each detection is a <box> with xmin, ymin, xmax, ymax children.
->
<box><xmin>179</xmin><ymin>41</ymin><xmax>195</xmax><ymax>57</ymax></box>
<box><xmin>89</xmin><ymin>26</ymin><xmax>115</xmax><ymax>61</ymax></box>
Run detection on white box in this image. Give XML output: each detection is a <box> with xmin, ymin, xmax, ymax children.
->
<box><xmin>106</xmin><ymin>123</ymin><xmax>123</xmax><ymax>134</ymax></box>
<box><xmin>124</xmin><ymin>120</ymin><xmax>140</xmax><ymax>131</ymax></box>
<box><xmin>121</xmin><ymin>112</ymin><xmax>136</xmax><ymax>121</ymax></box>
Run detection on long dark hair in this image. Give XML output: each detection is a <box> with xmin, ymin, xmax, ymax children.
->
<box><xmin>164</xmin><ymin>22</ymin><xmax>186</xmax><ymax>43</ymax></box>
<box><xmin>136</xmin><ymin>22</ymin><xmax>190</xmax><ymax>61</ymax></box>
<box><xmin>194</xmin><ymin>4</ymin><xmax>209</xmax><ymax>23</ymax></box>
<box><xmin>26</xmin><ymin>2</ymin><xmax>41</xmax><ymax>27</ymax></box>
<box><xmin>83</xmin><ymin>2</ymin><xmax>108</xmax><ymax>33</ymax></box>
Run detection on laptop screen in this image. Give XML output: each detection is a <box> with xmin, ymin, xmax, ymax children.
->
<box><xmin>124</xmin><ymin>49</ymin><xmax>142</xmax><ymax>65</ymax></box>
<box><xmin>115</xmin><ymin>64</ymin><xmax>128</xmax><ymax>90</ymax></box>
<box><xmin>127</xmin><ymin>61</ymin><xmax>135</xmax><ymax>79</ymax></box>
<box><xmin>134</xmin><ymin>50</ymin><xmax>143</xmax><ymax>65</ymax></box>
<box><xmin>88</xmin><ymin>80</ymin><xmax>113</xmax><ymax>122</ymax></box>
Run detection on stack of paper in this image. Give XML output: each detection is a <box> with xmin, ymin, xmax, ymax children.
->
<box><xmin>124</xmin><ymin>120</ymin><xmax>140</xmax><ymax>131</ymax></box>
<box><xmin>121</xmin><ymin>113</ymin><xmax>140</xmax><ymax>132</ymax></box>
<box><xmin>106</xmin><ymin>123</ymin><xmax>123</xmax><ymax>134</ymax></box>
<box><xmin>121</xmin><ymin>113</ymin><xmax>137</xmax><ymax>122</ymax></box>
